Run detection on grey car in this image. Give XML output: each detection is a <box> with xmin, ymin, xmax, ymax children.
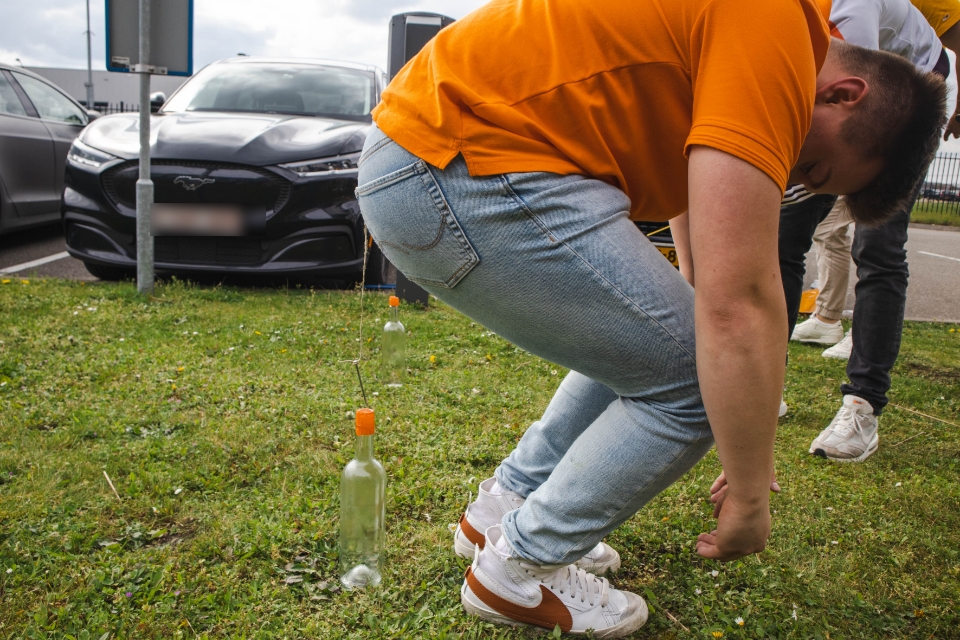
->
<box><xmin>0</xmin><ymin>64</ymin><xmax>93</xmax><ymax>235</ymax></box>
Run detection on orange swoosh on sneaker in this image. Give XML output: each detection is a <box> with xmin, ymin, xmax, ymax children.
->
<box><xmin>465</xmin><ymin>566</ymin><xmax>573</xmax><ymax>632</ymax></box>
<box><xmin>459</xmin><ymin>513</ymin><xmax>486</xmax><ymax>548</ymax></box>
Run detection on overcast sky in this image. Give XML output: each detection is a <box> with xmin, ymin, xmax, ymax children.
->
<box><xmin>3</xmin><ymin>0</ymin><xmax>960</xmax><ymax>152</ymax></box>
<box><xmin>0</xmin><ymin>0</ymin><xmax>487</xmax><ymax>72</ymax></box>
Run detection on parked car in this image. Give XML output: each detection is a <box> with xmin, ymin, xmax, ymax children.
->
<box><xmin>0</xmin><ymin>64</ymin><xmax>94</xmax><ymax>235</ymax></box>
<box><xmin>62</xmin><ymin>57</ymin><xmax>392</xmax><ymax>283</ymax></box>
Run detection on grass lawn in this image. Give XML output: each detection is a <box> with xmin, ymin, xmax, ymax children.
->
<box><xmin>1</xmin><ymin>278</ymin><xmax>958</xmax><ymax>639</ymax></box>
<box><xmin>910</xmin><ymin>201</ymin><xmax>960</xmax><ymax>227</ymax></box>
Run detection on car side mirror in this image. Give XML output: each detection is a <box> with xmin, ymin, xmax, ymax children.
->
<box><xmin>86</xmin><ymin>109</ymin><xmax>101</xmax><ymax>122</ymax></box>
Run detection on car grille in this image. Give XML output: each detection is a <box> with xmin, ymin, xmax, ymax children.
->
<box><xmin>155</xmin><ymin>237</ymin><xmax>262</xmax><ymax>265</ymax></box>
<box><xmin>102</xmin><ymin>160</ymin><xmax>291</xmax><ymax>213</ymax></box>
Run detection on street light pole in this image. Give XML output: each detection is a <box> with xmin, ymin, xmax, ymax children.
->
<box><xmin>136</xmin><ymin>0</ymin><xmax>154</xmax><ymax>294</ymax></box>
<box><xmin>84</xmin><ymin>0</ymin><xmax>94</xmax><ymax>110</ymax></box>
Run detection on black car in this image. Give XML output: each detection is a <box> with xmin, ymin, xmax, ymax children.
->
<box><xmin>62</xmin><ymin>57</ymin><xmax>392</xmax><ymax>284</ymax></box>
<box><xmin>1</xmin><ymin>64</ymin><xmax>94</xmax><ymax>235</ymax></box>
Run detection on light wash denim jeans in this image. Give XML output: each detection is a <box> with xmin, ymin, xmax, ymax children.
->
<box><xmin>356</xmin><ymin>126</ymin><xmax>714</xmax><ymax>566</ymax></box>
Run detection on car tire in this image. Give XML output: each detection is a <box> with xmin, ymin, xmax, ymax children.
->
<box><xmin>364</xmin><ymin>241</ymin><xmax>396</xmax><ymax>286</ymax></box>
<box><xmin>83</xmin><ymin>262</ymin><xmax>135</xmax><ymax>281</ymax></box>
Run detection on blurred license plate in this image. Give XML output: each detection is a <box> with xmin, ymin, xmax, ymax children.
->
<box><xmin>656</xmin><ymin>245</ymin><xmax>678</xmax><ymax>267</ymax></box>
<box><xmin>151</xmin><ymin>204</ymin><xmax>265</xmax><ymax>237</ymax></box>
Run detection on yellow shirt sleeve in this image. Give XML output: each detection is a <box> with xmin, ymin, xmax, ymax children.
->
<box><xmin>911</xmin><ymin>0</ymin><xmax>960</xmax><ymax>36</ymax></box>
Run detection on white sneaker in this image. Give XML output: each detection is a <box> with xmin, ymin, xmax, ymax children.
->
<box><xmin>822</xmin><ymin>331</ymin><xmax>853</xmax><ymax>359</ymax></box>
<box><xmin>461</xmin><ymin>525</ymin><xmax>648</xmax><ymax>638</ymax></box>
<box><xmin>454</xmin><ymin>478</ymin><xmax>621</xmax><ymax>575</ymax></box>
<box><xmin>809</xmin><ymin>395</ymin><xmax>879</xmax><ymax>462</ymax></box>
<box><xmin>779</xmin><ymin>399</ymin><xmax>788</xmax><ymax>418</ymax></box>
<box><xmin>791</xmin><ymin>317</ymin><xmax>845</xmax><ymax>345</ymax></box>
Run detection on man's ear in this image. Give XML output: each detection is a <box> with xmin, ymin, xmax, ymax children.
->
<box><xmin>815</xmin><ymin>77</ymin><xmax>869</xmax><ymax>107</ymax></box>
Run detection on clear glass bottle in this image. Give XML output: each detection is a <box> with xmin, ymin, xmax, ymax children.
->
<box><xmin>382</xmin><ymin>295</ymin><xmax>406</xmax><ymax>388</ymax></box>
<box><xmin>339</xmin><ymin>408</ymin><xmax>386</xmax><ymax>589</ymax></box>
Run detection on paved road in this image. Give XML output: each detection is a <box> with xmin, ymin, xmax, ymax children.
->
<box><xmin>802</xmin><ymin>224</ymin><xmax>960</xmax><ymax>323</ymax></box>
<box><xmin>2</xmin><ymin>222</ymin><xmax>959</xmax><ymax>322</ymax></box>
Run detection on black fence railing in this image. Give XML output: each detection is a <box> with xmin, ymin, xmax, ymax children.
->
<box><xmin>918</xmin><ymin>152</ymin><xmax>960</xmax><ymax>217</ymax></box>
<box><xmin>80</xmin><ymin>101</ymin><xmax>140</xmax><ymax>114</ymax></box>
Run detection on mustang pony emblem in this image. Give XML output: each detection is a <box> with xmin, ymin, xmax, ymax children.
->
<box><xmin>174</xmin><ymin>176</ymin><xmax>216</xmax><ymax>191</ymax></box>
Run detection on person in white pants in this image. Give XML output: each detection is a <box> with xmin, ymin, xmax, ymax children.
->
<box><xmin>791</xmin><ymin>198</ymin><xmax>856</xmax><ymax>359</ymax></box>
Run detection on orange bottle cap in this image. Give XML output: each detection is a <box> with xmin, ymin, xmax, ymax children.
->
<box><xmin>388</xmin><ymin>296</ymin><xmax>400</xmax><ymax>307</ymax></box>
<box><xmin>355</xmin><ymin>408</ymin><xmax>375</xmax><ymax>435</ymax></box>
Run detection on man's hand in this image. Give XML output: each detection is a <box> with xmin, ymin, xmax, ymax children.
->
<box><xmin>709</xmin><ymin>470</ymin><xmax>781</xmax><ymax>518</ymax></box>
<box><xmin>696</xmin><ymin>494</ymin><xmax>771</xmax><ymax>561</ymax></box>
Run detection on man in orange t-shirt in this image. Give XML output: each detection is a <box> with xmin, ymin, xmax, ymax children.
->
<box><xmin>356</xmin><ymin>0</ymin><xmax>945</xmax><ymax>634</ymax></box>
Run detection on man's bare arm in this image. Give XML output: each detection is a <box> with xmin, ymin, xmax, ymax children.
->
<box><xmin>687</xmin><ymin>145</ymin><xmax>787</xmax><ymax>561</ymax></box>
<box><xmin>669</xmin><ymin>211</ymin><xmax>695</xmax><ymax>285</ymax></box>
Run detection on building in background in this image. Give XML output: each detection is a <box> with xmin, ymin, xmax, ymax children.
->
<box><xmin>25</xmin><ymin>67</ymin><xmax>188</xmax><ymax>112</ymax></box>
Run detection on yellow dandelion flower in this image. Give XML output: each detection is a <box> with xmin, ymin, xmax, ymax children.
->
<box><xmin>171</xmin><ymin>384</ymin><xmax>177</xmax><ymax>391</ymax></box>
<box><xmin>915</xmin><ymin>609</ymin><xmax>924</xmax><ymax>618</ymax></box>
<box><xmin>177</xmin><ymin>367</ymin><xmax>185</xmax><ymax>372</ymax></box>
<box><xmin>21</xmin><ymin>279</ymin><xmax>29</xmax><ymax>285</ymax></box>
<box><xmin>429</xmin><ymin>355</ymin><xmax>436</xmax><ymax>363</ymax></box>
<box><xmin>1</xmin><ymin>279</ymin><xmax>9</xmax><ymax>284</ymax></box>
<box><xmin>661</xmin><ymin>517</ymin><xmax>669</xmax><ymax>522</ymax></box>
<box><xmin>280</xmin><ymin>349</ymin><xmax>287</xmax><ymax>353</ymax></box>
<box><xmin>254</xmin><ymin>331</ymin><xmax>262</xmax><ymax>335</ymax></box>
<box><xmin>712</xmin><ymin>632</ymin><xmax>724</xmax><ymax>638</ymax></box>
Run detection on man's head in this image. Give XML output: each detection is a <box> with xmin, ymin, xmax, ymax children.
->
<box><xmin>791</xmin><ymin>39</ymin><xmax>946</xmax><ymax>225</ymax></box>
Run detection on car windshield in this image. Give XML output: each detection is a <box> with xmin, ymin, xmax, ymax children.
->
<box><xmin>162</xmin><ymin>62</ymin><xmax>375</xmax><ymax>122</ymax></box>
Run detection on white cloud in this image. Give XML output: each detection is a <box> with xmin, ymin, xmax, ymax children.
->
<box><xmin>0</xmin><ymin>0</ymin><xmax>488</xmax><ymax>72</ymax></box>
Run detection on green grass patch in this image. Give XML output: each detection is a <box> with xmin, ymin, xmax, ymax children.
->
<box><xmin>1</xmin><ymin>278</ymin><xmax>958</xmax><ymax>638</ymax></box>
<box><xmin>910</xmin><ymin>201</ymin><xmax>960</xmax><ymax>226</ymax></box>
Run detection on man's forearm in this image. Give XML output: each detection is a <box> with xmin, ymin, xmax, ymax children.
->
<box><xmin>696</xmin><ymin>286</ymin><xmax>786</xmax><ymax>505</ymax></box>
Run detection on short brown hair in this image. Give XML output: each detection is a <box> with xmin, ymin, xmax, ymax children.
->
<box><xmin>833</xmin><ymin>40</ymin><xmax>947</xmax><ymax>226</ymax></box>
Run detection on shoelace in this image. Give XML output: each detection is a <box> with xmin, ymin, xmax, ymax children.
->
<box><xmin>833</xmin><ymin>405</ymin><xmax>867</xmax><ymax>439</ymax></box>
<box><xmin>518</xmin><ymin>562</ymin><xmax>610</xmax><ymax>608</ymax></box>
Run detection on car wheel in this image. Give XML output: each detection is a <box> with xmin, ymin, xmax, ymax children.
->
<box><xmin>83</xmin><ymin>262</ymin><xmax>135</xmax><ymax>281</ymax></box>
<box><xmin>364</xmin><ymin>241</ymin><xmax>396</xmax><ymax>286</ymax></box>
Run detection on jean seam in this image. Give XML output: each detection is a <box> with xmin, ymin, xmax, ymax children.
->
<box><xmin>357</xmin><ymin>135</ymin><xmax>393</xmax><ymax>168</ymax></box>
<box><xmin>500</xmin><ymin>173</ymin><xmax>697</xmax><ymax>364</ymax></box>
<box><xmin>356</xmin><ymin>161</ymin><xmax>422</xmax><ymax>196</ymax></box>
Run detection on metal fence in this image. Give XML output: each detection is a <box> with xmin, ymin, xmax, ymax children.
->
<box><xmin>919</xmin><ymin>152</ymin><xmax>960</xmax><ymax>217</ymax></box>
<box><xmin>80</xmin><ymin>101</ymin><xmax>140</xmax><ymax>114</ymax></box>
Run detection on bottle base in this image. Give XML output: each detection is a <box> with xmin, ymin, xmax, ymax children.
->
<box><xmin>340</xmin><ymin>564</ymin><xmax>382</xmax><ymax>589</ymax></box>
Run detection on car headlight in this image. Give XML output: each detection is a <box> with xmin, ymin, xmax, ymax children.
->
<box><xmin>67</xmin><ymin>139</ymin><xmax>118</xmax><ymax>168</ymax></box>
<box><xmin>280</xmin><ymin>152</ymin><xmax>361</xmax><ymax>177</ymax></box>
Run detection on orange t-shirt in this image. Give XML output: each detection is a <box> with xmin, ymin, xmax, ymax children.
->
<box><xmin>373</xmin><ymin>0</ymin><xmax>831</xmax><ymax>222</ymax></box>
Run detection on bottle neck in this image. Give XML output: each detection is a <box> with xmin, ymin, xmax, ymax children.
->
<box><xmin>355</xmin><ymin>434</ymin><xmax>374</xmax><ymax>460</ymax></box>
<box><xmin>390</xmin><ymin>307</ymin><xmax>400</xmax><ymax>322</ymax></box>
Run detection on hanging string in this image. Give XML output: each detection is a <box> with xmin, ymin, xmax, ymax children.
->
<box><xmin>339</xmin><ymin>225</ymin><xmax>371</xmax><ymax>407</ymax></box>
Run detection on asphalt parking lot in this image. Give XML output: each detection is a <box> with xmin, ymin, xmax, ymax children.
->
<box><xmin>2</xmin><ymin>222</ymin><xmax>959</xmax><ymax>322</ymax></box>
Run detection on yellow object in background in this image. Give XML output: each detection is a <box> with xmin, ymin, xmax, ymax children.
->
<box><xmin>799</xmin><ymin>288</ymin><xmax>820</xmax><ymax>314</ymax></box>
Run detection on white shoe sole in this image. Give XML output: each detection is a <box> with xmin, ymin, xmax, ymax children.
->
<box><xmin>809</xmin><ymin>434</ymin><xmax>879</xmax><ymax>462</ymax></box>
<box><xmin>454</xmin><ymin>524</ymin><xmax>621</xmax><ymax>575</ymax></box>
<box><xmin>461</xmin><ymin>580</ymin><xmax>648</xmax><ymax>638</ymax></box>
<box><xmin>795</xmin><ymin>335</ymin><xmax>844</xmax><ymax>345</ymax></box>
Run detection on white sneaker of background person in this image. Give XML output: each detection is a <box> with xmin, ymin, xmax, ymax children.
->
<box><xmin>461</xmin><ymin>524</ymin><xmax>648</xmax><ymax>637</ymax></box>
<box><xmin>809</xmin><ymin>395</ymin><xmax>879</xmax><ymax>462</ymax></box>
<box><xmin>454</xmin><ymin>478</ymin><xmax>622</xmax><ymax>575</ymax></box>
<box><xmin>822</xmin><ymin>330</ymin><xmax>853</xmax><ymax>359</ymax></box>
<box><xmin>791</xmin><ymin>316</ymin><xmax>845</xmax><ymax>345</ymax></box>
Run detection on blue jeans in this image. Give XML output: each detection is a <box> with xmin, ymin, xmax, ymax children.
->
<box><xmin>778</xmin><ymin>193</ymin><xmax>911</xmax><ymax>414</ymax></box>
<box><xmin>356</xmin><ymin>126</ymin><xmax>714</xmax><ymax>565</ymax></box>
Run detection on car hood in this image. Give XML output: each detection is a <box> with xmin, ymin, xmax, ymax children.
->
<box><xmin>80</xmin><ymin>111</ymin><xmax>370</xmax><ymax>165</ymax></box>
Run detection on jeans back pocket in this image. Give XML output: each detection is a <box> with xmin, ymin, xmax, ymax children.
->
<box><xmin>356</xmin><ymin>158</ymin><xmax>479</xmax><ymax>289</ymax></box>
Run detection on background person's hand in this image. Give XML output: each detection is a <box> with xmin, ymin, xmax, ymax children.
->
<box><xmin>709</xmin><ymin>470</ymin><xmax>780</xmax><ymax>518</ymax></box>
<box><xmin>696</xmin><ymin>493</ymin><xmax>771</xmax><ymax>561</ymax></box>
<box><xmin>944</xmin><ymin>113</ymin><xmax>960</xmax><ymax>141</ymax></box>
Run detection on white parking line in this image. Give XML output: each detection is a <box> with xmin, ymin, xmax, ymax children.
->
<box><xmin>0</xmin><ymin>251</ymin><xmax>71</xmax><ymax>275</ymax></box>
<box><xmin>918</xmin><ymin>250</ymin><xmax>960</xmax><ymax>263</ymax></box>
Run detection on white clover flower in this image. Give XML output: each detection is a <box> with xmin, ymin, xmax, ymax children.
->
<box><xmin>695</xmin><ymin>587</ymin><xmax>702</xmax><ymax>595</ymax></box>
<box><xmin>711</xmin><ymin>569</ymin><xmax>719</xmax><ymax>577</ymax></box>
